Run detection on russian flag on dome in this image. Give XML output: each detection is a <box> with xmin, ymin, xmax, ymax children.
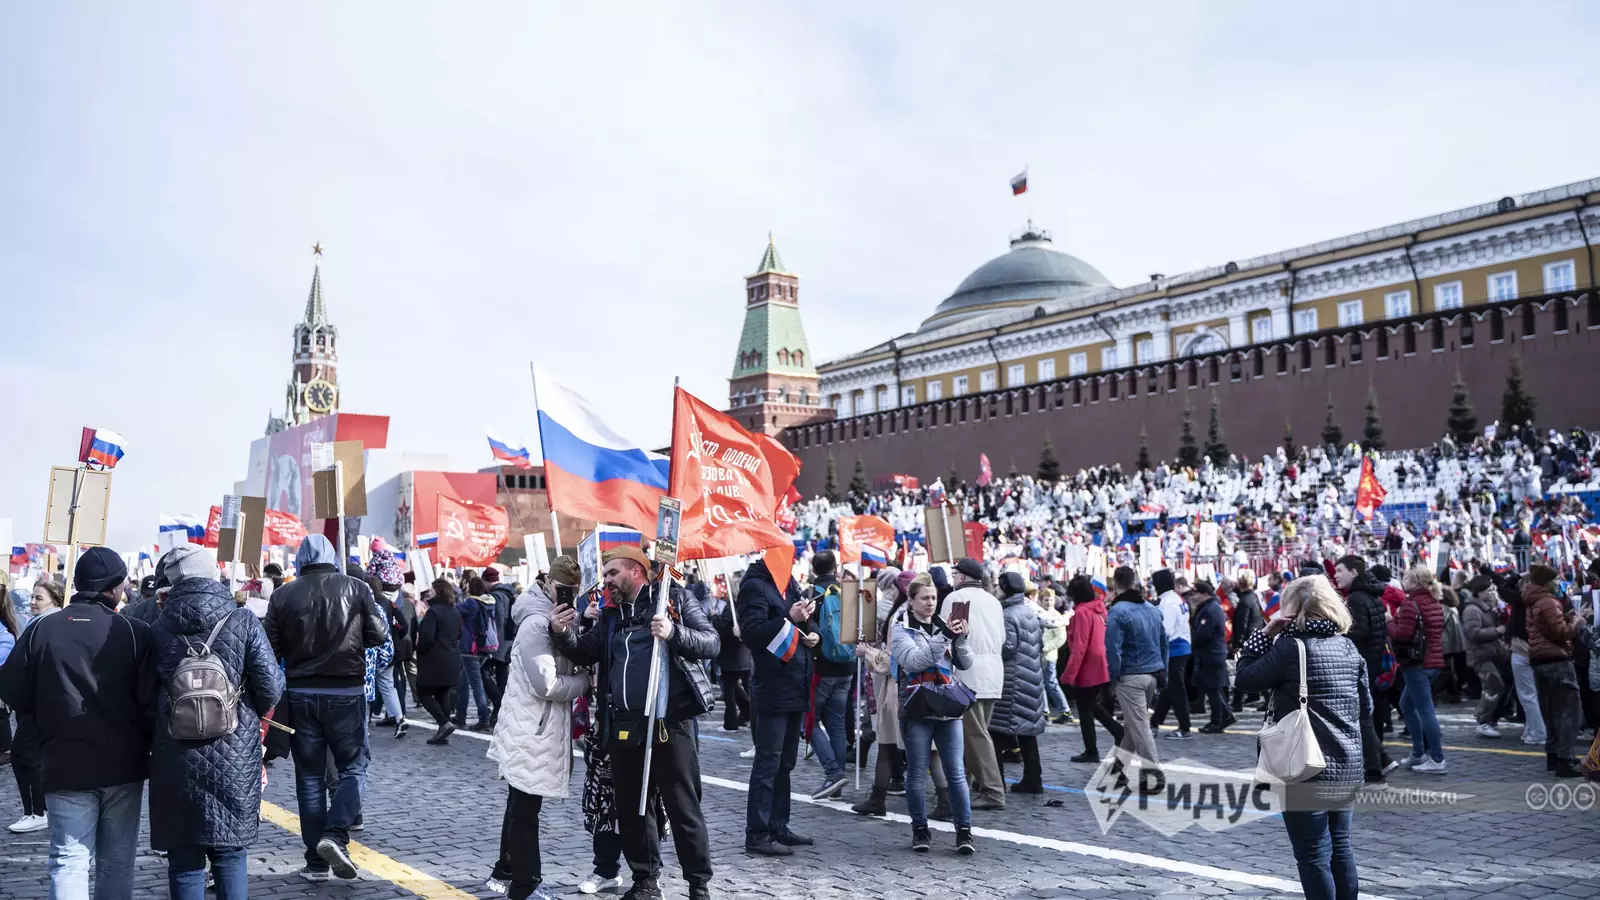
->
<box><xmin>861</xmin><ymin>543</ymin><xmax>890</xmax><ymax>570</ymax></box>
<box><xmin>159</xmin><ymin>513</ymin><xmax>207</xmax><ymax>544</ymax></box>
<box><xmin>532</xmin><ymin>366</ymin><xmax>670</xmax><ymax>538</ymax></box>
<box><xmin>486</xmin><ymin>430</ymin><xmax>535</xmax><ymax>469</ymax></box>
<box><xmin>1010</xmin><ymin>168</ymin><xmax>1028</xmax><ymax>196</ymax></box>
<box><xmin>80</xmin><ymin>427</ymin><xmax>127</xmax><ymax>470</ymax></box>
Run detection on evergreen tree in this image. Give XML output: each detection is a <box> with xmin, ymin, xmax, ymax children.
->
<box><xmin>1321</xmin><ymin>396</ymin><xmax>1343</xmax><ymax>447</ymax></box>
<box><xmin>849</xmin><ymin>457</ymin><xmax>870</xmax><ymax>496</ymax></box>
<box><xmin>1283</xmin><ymin>421</ymin><xmax>1295</xmax><ymax>455</ymax></box>
<box><xmin>1362</xmin><ymin>389</ymin><xmax>1385</xmax><ymax>452</ymax></box>
<box><xmin>946</xmin><ymin>466</ymin><xmax>960</xmax><ymax>492</ymax></box>
<box><xmin>1204</xmin><ymin>392</ymin><xmax>1229</xmax><ymax>463</ymax></box>
<box><xmin>1037</xmin><ymin>433</ymin><xmax>1062</xmax><ymax>482</ymax></box>
<box><xmin>823</xmin><ymin>454</ymin><xmax>839</xmax><ymax>502</ymax></box>
<box><xmin>1008</xmin><ymin>460</ymin><xmax>1020</xmax><ymax>478</ymax></box>
<box><xmin>1447</xmin><ymin>374</ymin><xmax>1478</xmax><ymax>444</ymax></box>
<box><xmin>1137</xmin><ymin>426</ymin><xmax>1152</xmax><ymax>471</ymax></box>
<box><xmin>1176</xmin><ymin>399</ymin><xmax>1201</xmax><ymax>469</ymax></box>
<box><xmin>1501</xmin><ymin>351</ymin><xmax>1538</xmax><ymax>430</ymax></box>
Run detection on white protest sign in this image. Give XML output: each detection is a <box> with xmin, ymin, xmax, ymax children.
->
<box><xmin>525</xmin><ymin>533</ymin><xmax>550</xmax><ymax>575</ymax></box>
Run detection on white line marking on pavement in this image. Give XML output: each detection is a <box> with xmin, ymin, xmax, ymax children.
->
<box><xmin>402</xmin><ymin>718</ymin><xmax>1396</xmax><ymax>899</ymax></box>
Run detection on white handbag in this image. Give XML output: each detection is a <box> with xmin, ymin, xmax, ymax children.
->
<box><xmin>1254</xmin><ymin>637</ymin><xmax>1327</xmax><ymax>784</ymax></box>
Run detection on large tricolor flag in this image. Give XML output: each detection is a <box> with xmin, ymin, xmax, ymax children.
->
<box><xmin>80</xmin><ymin>427</ymin><xmax>127</xmax><ymax>470</ymax></box>
<box><xmin>159</xmin><ymin>513</ymin><xmax>207</xmax><ymax>544</ymax></box>
<box><xmin>532</xmin><ymin>366</ymin><xmax>670</xmax><ymax>538</ymax></box>
<box><xmin>486</xmin><ymin>430</ymin><xmax>535</xmax><ymax>469</ymax></box>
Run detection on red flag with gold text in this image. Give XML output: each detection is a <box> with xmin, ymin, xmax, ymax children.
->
<box><xmin>1354</xmin><ymin>456</ymin><xmax>1387</xmax><ymax>519</ymax></box>
<box><xmin>838</xmin><ymin>514</ymin><xmax>896</xmax><ymax>565</ymax></box>
<box><xmin>669</xmin><ymin>387</ymin><xmax>801</xmax><ymax>585</ymax></box>
<box><xmin>436</xmin><ymin>495</ymin><xmax>510</xmax><ymax>566</ymax></box>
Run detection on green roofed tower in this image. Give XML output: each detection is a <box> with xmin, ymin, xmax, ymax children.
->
<box><xmin>727</xmin><ymin>234</ymin><xmax>832</xmax><ymax>436</ymax></box>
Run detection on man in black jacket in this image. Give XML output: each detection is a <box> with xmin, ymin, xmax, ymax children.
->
<box><xmin>1334</xmin><ymin>555</ymin><xmax>1394</xmax><ymax>781</ymax></box>
<box><xmin>737</xmin><ymin>556</ymin><xmax>818</xmax><ymax>857</ymax></box>
<box><xmin>264</xmin><ymin>534</ymin><xmax>388</xmax><ymax>882</ymax></box>
<box><xmin>1228</xmin><ymin>571</ymin><xmax>1266</xmax><ymax>710</ymax></box>
<box><xmin>0</xmin><ymin>547</ymin><xmax>155</xmax><ymax>900</ymax></box>
<box><xmin>550</xmin><ymin>546</ymin><xmax>719</xmax><ymax>900</ymax></box>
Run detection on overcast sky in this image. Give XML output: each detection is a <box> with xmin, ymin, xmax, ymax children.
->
<box><xmin>3</xmin><ymin>1</ymin><xmax>1597</xmax><ymax>553</ymax></box>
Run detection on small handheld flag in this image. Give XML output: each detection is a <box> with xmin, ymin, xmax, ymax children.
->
<box><xmin>81</xmin><ymin>428</ymin><xmax>126</xmax><ymax>470</ymax></box>
<box><xmin>861</xmin><ymin>544</ymin><xmax>890</xmax><ymax>570</ymax></box>
<box><xmin>1010</xmin><ymin>169</ymin><xmax>1028</xmax><ymax>196</ymax></box>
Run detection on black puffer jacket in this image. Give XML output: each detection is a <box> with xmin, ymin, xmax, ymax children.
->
<box><xmin>264</xmin><ymin>562</ymin><xmax>388</xmax><ymax>689</ymax></box>
<box><xmin>1342</xmin><ymin>573</ymin><xmax>1388</xmax><ymax>668</ymax></box>
<box><xmin>149</xmin><ymin>579</ymin><xmax>283</xmax><ymax>851</ymax></box>
<box><xmin>415</xmin><ymin>600</ymin><xmax>464</xmax><ymax>688</ymax></box>
<box><xmin>737</xmin><ymin>559</ymin><xmax>811</xmax><ymax>713</ymax></box>
<box><xmin>991</xmin><ymin>590</ymin><xmax>1046</xmax><ymax>737</ymax></box>
<box><xmin>1229</xmin><ymin>589</ymin><xmax>1265</xmax><ymax>654</ymax></box>
<box><xmin>1236</xmin><ymin>622</ymin><xmax>1371</xmax><ymax>810</ymax></box>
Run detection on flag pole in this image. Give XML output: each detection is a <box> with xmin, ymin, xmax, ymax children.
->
<box><xmin>853</xmin><ymin>563</ymin><xmax>864</xmax><ymax>791</ymax></box>
<box><xmin>639</xmin><ymin>376</ymin><xmax>680</xmax><ymax>816</ymax></box>
<box><xmin>529</xmin><ymin>363</ymin><xmax>562</xmax><ymax>554</ymax></box>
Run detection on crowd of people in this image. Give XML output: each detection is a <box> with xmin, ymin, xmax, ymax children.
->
<box><xmin>1</xmin><ymin>424</ymin><xmax>1598</xmax><ymax>900</ymax></box>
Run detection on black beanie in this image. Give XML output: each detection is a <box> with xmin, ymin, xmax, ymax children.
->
<box><xmin>1151</xmin><ymin>569</ymin><xmax>1176</xmax><ymax>595</ymax></box>
<box><xmin>74</xmin><ymin>546</ymin><xmax>128</xmax><ymax>593</ymax></box>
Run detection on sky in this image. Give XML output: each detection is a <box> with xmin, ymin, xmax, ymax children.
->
<box><xmin>3</xmin><ymin>1</ymin><xmax>1598</xmax><ymax>554</ymax></box>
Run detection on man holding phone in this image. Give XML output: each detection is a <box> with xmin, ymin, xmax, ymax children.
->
<box><xmin>938</xmin><ymin>559</ymin><xmax>1006</xmax><ymax>811</ymax></box>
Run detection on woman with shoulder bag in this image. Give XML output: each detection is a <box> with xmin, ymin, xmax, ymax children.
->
<box><xmin>1390</xmin><ymin>567</ymin><xmax>1447</xmax><ymax>773</ymax></box>
<box><xmin>890</xmin><ymin>574</ymin><xmax>975</xmax><ymax>855</ymax></box>
<box><xmin>1236</xmin><ymin>574</ymin><xmax>1370</xmax><ymax>900</ymax></box>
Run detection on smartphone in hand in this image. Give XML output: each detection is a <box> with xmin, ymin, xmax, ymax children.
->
<box><xmin>949</xmin><ymin>600</ymin><xmax>971</xmax><ymax>625</ymax></box>
<box><xmin>555</xmin><ymin>585</ymin><xmax>576</xmax><ymax>610</ymax></box>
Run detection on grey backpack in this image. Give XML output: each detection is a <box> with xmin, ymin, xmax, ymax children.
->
<box><xmin>168</xmin><ymin>611</ymin><xmax>241</xmax><ymax>741</ymax></box>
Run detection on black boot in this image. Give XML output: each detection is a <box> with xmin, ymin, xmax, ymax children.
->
<box><xmin>851</xmin><ymin>789</ymin><xmax>887</xmax><ymax>817</ymax></box>
<box><xmin>1555</xmin><ymin>758</ymin><xmax>1583</xmax><ymax>779</ymax></box>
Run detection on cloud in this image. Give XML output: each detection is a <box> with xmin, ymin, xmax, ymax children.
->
<box><xmin>2</xmin><ymin>1</ymin><xmax>1596</xmax><ymax>552</ymax></box>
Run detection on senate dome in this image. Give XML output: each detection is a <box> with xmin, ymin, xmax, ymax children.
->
<box><xmin>921</xmin><ymin>227</ymin><xmax>1113</xmax><ymax>330</ymax></box>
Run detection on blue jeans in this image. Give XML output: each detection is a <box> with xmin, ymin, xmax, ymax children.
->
<box><xmin>1398</xmin><ymin>667</ymin><xmax>1444</xmax><ymax>762</ymax></box>
<box><xmin>45</xmin><ymin>781</ymin><xmax>144</xmax><ymax>900</ymax></box>
<box><xmin>810</xmin><ymin>675</ymin><xmax>851</xmax><ymax>780</ymax></box>
<box><xmin>1044</xmin><ymin>675</ymin><xmax>1070</xmax><ymax>717</ymax></box>
<box><xmin>456</xmin><ymin>656</ymin><xmax>490</xmax><ymax>726</ymax></box>
<box><xmin>903</xmin><ymin>718</ymin><xmax>972</xmax><ymax>828</ymax></box>
<box><xmin>1281</xmin><ymin>809</ymin><xmax>1358</xmax><ymax>900</ymax></box>
<box><xmin>287</xmin><ymin>691</ymin><xmax>370</xmax><ymax>869</ymax></box>
<box><xmin>376</xmin><ymin>665</ymin><xmax>402</xmax><ymax>720</ymax></box>
<box><xmin>168</xmin><ymin>846</ymin><xmax>248</xmax><ymax>900</ymax></box>
<box><xmin>745</xmin><ymin>711</ymin><xmax>801</xmax><ymax>845</ymax></box>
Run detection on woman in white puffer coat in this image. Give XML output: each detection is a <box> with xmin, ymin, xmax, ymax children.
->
<box><xmin>485</xmin><ymin>557</ymin><xmax>591</xmax><ymax>899</ymax></box>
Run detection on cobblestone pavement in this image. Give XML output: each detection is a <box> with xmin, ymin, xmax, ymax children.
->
<box><xmin>2</xmin><ymin>699</ymin><xmax>1598</xmax><ymax>899</ymax></box>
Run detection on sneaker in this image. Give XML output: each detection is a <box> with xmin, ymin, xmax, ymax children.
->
<box><xmin>394</xmin><ymin>720</ymin><xmax>410</xmax><ymax>739</ymax></box>
<box><xmin>578</xmin><ymin>872</ymin><xmax>625</xmax><ymax>895</ymax></box>
<box><xmin>1396</xmin><ymin>755</ymin><xmax>1425</xmax><ymax>768</ymax></box>
<box><xmin>1414</xmin><ymin>759</ymin><xmax>1448</xmax><ymax>775</ymax></box>
<box><xmin>910</xmin><ymin>825</ymin><xmax>932</xmax><ymax>852</ymax></box>
<box><xmin>803</xmin><ymin>744</ymin><xmax>815</xmax><ymax>761</ymax></box>
<box><xmin>1476</xmin><ymin>723</ymin><xmax>1501</xmax><ymax>739</ymax></box>
<box><xmin>739</xmin><ymin>747</ymin><xmax>757</xmax><ymax>759</ymax></box>
<box><xmin>955</xmin><ymin>825</ymin><xmax>975</xmax><ymax>855</ymax></box>
<box><xmin>350</xmin><ymin>815</ymin><xmax>364</xmax><ymax>831</ymax></box>
<box><xmin>810</xmin><ymin>775</ymin><xmax>848</xmax><ymax>800</ymax></box>
<box><xmin>887</xmin><ymin>777</ymin><xmax>906</xmax><ymax>796</ymax></box>
<box><xmin>297</xmin><ymin>866</ymin><xmax>333</xmax><ymax>883</ymax></box>
<box><xmin>1381</xmin><ymin>759</ymin><xmax>1401</xmax><ymax>775</ymax></box>
<box><xmin>530</xmin><ymin>887</ymin><xmax>560</xmax><ymax>900</ymax></box>
<box><xmin>316</xmin><ymin>837</ymin><xmax>359</xmax><ymax>879</ymax></box>
<box><xmin>621</xmin><ymin>878</ymin><xmax>663</xmax><ymax>900</ymax></box>
<box><xmin>375</xmin><ymin>716</ymin><xmax>398</xmax><ymax>727</ymax></box>
<box><xmin>1069</xmin><ymin>750</ymin><xmax>1101</xmax><ymax>763</ymax></box>
<box><xmin>206</xmin><ymin>872</ymin><xmax>215</xmax><ymax>891</ymax></box>
<box><xmin>1163</xmin><ymin>730</ymin><xmax>1194</xmax><ymax>740</ymax></box>
<box><xmin>8</xmin><ymin>814</ymin><xmax>48</xmax><ymax>834</ymax></box>
<box><xmin>485</xmin><ymin>876</ymin><xmax>508</xmax><ymax>895</ymax></box>
<box><xmin>1522</xmin><ymin>733</ymin><xmax>1547</xmax><ymax>746</ymax></box>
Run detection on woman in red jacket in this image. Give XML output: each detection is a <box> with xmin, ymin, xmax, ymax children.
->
<box><xmin>1391</xmin><ymin>566</ymin><xmax>1447</xmax><ymax>774</ymax></box>
<box><xmin>1060</xmin><ymin>575</ymin><xmax>1124</xmax><ymax>763</ymax></box>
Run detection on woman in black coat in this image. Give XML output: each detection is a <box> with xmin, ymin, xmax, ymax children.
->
<box><xmin>414</xmin><ymin>579</ymin><xmax>464</xmax><ymax>744</ymax></box>
<box><xmin>1236</xmin><ymin>574</ymin><xmax>1371</xmax><ymax>900</ymax></box>
<box><xmin>1190</xmin><ymin>581</ymin><xmax>1234</xmax><ymax>733</ymax></box>
<box><xmin>150</xmin><ymin>576</ymin><xmax>284</xmax><ymax>900</ymax></box>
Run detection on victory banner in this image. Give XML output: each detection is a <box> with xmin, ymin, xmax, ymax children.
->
<box><xmin>838</xmin><ymin>514</ymin><xmax>895</xmax><ymax>565</ymax></box>
<box><xmin>436</xmin><ymin>495</ymin><xmax>510</xmax><ymax>566</ymax></box>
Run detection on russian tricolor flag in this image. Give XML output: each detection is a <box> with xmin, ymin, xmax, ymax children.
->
<box><xmin>81</xmin><ymin>427</ymin><xmax>126</xmax><ymax>470</ymax></box>
<box><xmin>159</xmin><ymin>513</ymin><xmax>207</xmax><ymax>543</ymax></box>
<box><xmin>415</xmin><ymin>532</ymin><xmax>438</xmax><ymax>548</ymax></box>
<box><xmin>1090</xmin><ymin>574</ymin><xmax>1108</xmax><ymax>603</ymax></box>
<box><xmin>486</xmin><ymin>430</ymin><xmax>535</xmax><ymax>469</ymax></box>
<box><xmin>1010</xmin><ymin>168</ymin><xmax>1028</xmax><ymax>196</ymax></box>
<box><xmin>766</xmin><ymin>620</ymin><xmax>801</xmax><ymax>663</ymax></box>
<box><xmin>532</xmin><ymin>367</ymin><xmax>670</xmax><ymax>538</ymax></box>
<box><xmin>861</xmin><ymin>543</ymin><xmax>889</xmax><ymax>570</ymax></box>
<box><xmin>596</xmin><ymin>525</ymin><xmax>644</xmax><ymax>554</ymax></box>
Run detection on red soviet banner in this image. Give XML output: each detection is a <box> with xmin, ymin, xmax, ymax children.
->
<box><xmin>436</xmin><ymin>495</ymin><xmax>509</xmax><ymax>566</ymax></box>
<box><xmin>669</xmin><ymin>387</ymin><xmax>801</xmax><ymax>583</ymax></box>
<box><xmin>838</xmin><ymin>514</ymin><xmax>895</xmax><ymax>565</ymax></box>
<box><xmin>204</xmin><ymin>505</ymin><xmax>311</xmax><ymax>549</ymax></box>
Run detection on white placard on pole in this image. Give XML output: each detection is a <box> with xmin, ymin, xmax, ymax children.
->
<box><xmin>526</xmin><ymin>533</ymin><xmax>550</xmax><ymax>575</ymax></box>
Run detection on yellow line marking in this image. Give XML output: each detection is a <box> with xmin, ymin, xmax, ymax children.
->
<box><xmin>259</xmin><ymin>800</ymin><xmax>477</xmax><ymax>899</ymax></box>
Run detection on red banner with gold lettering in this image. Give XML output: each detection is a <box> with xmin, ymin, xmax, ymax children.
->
<box><xmin>668</xmin><ymin>387</ymin><xmax>801</xmax><ymax>584</ymax></box>
<box><xmin>436</xmin><ymin>495</ymin><xmax>510</xmax><ymax>566</ymax></box>
<box><xmin>838</xmin><ymin>514</ymin><xmax>895</xmax><ymax>565</ymax></box>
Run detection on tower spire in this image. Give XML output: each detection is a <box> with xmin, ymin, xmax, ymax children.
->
<box><xmin>754</xmin><ymin>232</ymin><xmax>787</xmax><ymax>276</ymax></box>
<box><xmin>304</xmin><ymin>246</ymin><xmax>327</xmax><ymax>325</ymax></box>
